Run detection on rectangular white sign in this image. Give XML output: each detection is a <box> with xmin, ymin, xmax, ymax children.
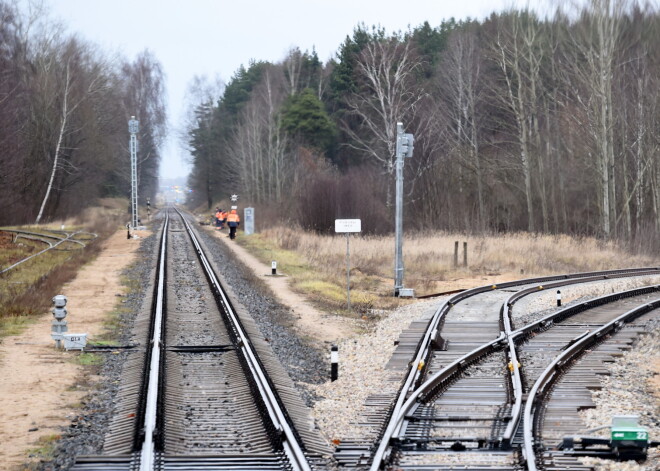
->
<box><xmin>335</xmin><ymin>219</ymin><xmax>361</xmax><ymax>233</ymax></box>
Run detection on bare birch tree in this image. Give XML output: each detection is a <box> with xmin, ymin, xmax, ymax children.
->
<box><xmin>232</xmin><ymin>67</ymin><xmax>290</xmax><ymax>203</ymax></box>
<box><xmin>565</xmin><ymin>0</ymin><xmax>624</xmax><ymax>238</ymax></box>
<box><xmin>491</xmin><ymin>9</ymin><xmax>546</xmax><ymax>232</ymax></box>
<box><xmin>33</xmin><ymin>38</ymin><xmax>109</xmax><ymax>223</ymax></box>
<box><xmin>345</xmin><ymin>38</ymin><xmax>425</xmax><ymax>175</ymax></box>
<box><xmin>440</xmin><ymin>27</ymin><xmax>488</xmax><ymax>230</ymax></box>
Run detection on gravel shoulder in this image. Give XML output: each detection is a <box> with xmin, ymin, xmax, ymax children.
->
<box><xmin>0</xmin><ymin>228</ymin><xmax>149</xmax><ymax>470</ymax></box>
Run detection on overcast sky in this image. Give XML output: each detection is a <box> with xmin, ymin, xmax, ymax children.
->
<box><xmin>43</xmin><ymin>0</ymin><xmax>536</xmax><ymax>180</ymax></box>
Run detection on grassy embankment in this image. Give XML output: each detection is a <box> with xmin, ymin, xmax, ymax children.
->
<box><xmin>237</xmin><ymin>226</ymin><xmax>660</xmax><ymax>315</ymax></box>
<box><xmin>0</xmin><ymin>198</ymin><xmax>131</xmax><ymax>337</ymax></box>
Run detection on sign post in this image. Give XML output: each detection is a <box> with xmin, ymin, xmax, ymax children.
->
<box><xmin>335</xmin><ymin>219</ymin><xmax>361</xmax><ymax>310</ymax></box>
<box><xmin>244</xmin><ymin>207</ymin><xmax>254</xmax><ymax>235</ymax></box>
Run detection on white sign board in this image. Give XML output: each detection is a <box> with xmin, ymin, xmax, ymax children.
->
<box><xmin>63</xmin><ymin>333</ymin><xmax>87</xmax><ymax>351</ymax></box>
<box><xmin>244</xmin><ymin>207</ymin><xmax>254</xmax><ymax>235</ymax></box>
<box><xmin>335</xmin><ymin>219</ymin><xmax>361</xmax><ymax>233</ymax></box>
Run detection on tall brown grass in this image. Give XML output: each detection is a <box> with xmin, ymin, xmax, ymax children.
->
<box><xmin>255</xmin><ymin>227</ymin><xmax>660</xmax><ymax>297</ymax></box>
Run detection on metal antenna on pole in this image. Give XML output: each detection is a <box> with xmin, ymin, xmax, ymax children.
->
<box><xmin>129</xmin><ymin>116</ymin><xmax>139</xmax><ymax>229</ymax></box>
<box><xmin>394</xmin><ymin>122</ymin><xmax>414</xmax><ymax>296</ymax></box>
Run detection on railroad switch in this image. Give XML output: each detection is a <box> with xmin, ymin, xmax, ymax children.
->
<box><xmin>559</xmin><ymin>415</ymin><xmax>659</xmax><ymax>462</ymax></box>
<box><xmin>430</xmin><ymin>329</ymin><xmax>448</xmax><ymax>350</ymax></box>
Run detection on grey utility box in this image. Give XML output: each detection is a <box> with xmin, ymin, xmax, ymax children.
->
<box><xmin>63</xmin><ymin>333</ymin><xmax>87</xmax><ymax>351</ymax></box>
<box><xmin>244</xmin><ymin>207</ymin><xmax>255</xmax><ymax>235</ymax></box>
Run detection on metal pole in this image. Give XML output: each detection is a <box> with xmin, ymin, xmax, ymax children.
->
<box><xmin>394</xmin><ymin>122</ymin><xmax>404</xmax><ymax>296</ymax></box>
<box><xmin>346</xmin><ymin>233</ymin><xmax>351</xmax><ymax>310</ymax></box>
<box><xmin>128</xmin><ymin>117</ymin><xmax>139</xmax><ymax>229</ymax></box>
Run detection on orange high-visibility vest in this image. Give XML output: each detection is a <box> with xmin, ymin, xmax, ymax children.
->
<box><xmin>226</xmin><ymin>212</ymin><xmax>240</xmax><ymax>223</ymax></box>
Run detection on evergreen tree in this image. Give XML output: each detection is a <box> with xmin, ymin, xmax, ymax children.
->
<box><xmin>281</xmin><ymin>88</ymin><xmax>337</xmax><ymax>156</ymax></box>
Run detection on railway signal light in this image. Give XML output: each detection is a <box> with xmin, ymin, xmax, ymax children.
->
<box><xmin>51</xmin><ymin>295</ymin><xmax>68</xmax><ymax>348</ymax></box>
<box><xmin>52</xmin><ymin>295</ymin><xmax>67</xmax><ymax>319</ymax></box>
<box><xmin>397</xmin><ymin>132</ymin><xmax>414</xmax><ymax>158</ymax></box>
<box><xmin>394</xmin><ymin>122</ymin><xmax>415</xmax><ymax>297</ymax></box>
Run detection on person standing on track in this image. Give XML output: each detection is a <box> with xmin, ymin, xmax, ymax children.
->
<box><xmin>226</xmin><ymin>209</ymin><xmax>240</xmax><ymax>240</ymax></box>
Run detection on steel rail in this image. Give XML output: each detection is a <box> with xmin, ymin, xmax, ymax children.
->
<box><xmin>178</xmin><ymin>210</ymin><xmax>312</xmax><ymax>471</ymax></box>
<box><xmin>521</xmin><ymin>293</ymin><xmax>660</xmax><ymax>471</ymax></box>
<box><xmin>137</xmin><ymin>213</ymin><xmax>169</xmax><ymax>470</ymax></box>
<box><xmin>369</xmin><ymin>267</ymin><xmax>660</xmax><ymax>470</ymax></box>
<box><xmin>1</xmin><ymin>229</ymin><xmax>66</xmax><ymax>241</ymax></box>
<box><xmin>10</xmin><ymin>234</ymin><xmax>54</xmax><ymax>248</ymax></box>
<box><xmin>500</xmin><ymin>301</ymin><xmax>523</xmax><ymax>449</ymax></box>
<box><xmin>499</xmin><ymin>269</ymin><xmax>660</xmax><ymax>448</ymax></box>
<box><xmin>0</xmin><ymin>229</ymin><xmax>93</xmax><ymax>275</ymax></box>
<box><xmin>1</xmin><ymin>228</ymin><xmax>95</xmax><ymax>245</ymax></box>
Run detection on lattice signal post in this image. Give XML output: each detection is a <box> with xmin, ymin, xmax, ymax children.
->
<box><xmin>129</xmin><ymin>116</ymin><xmax>139</xmax><ymax>229</ymax></box>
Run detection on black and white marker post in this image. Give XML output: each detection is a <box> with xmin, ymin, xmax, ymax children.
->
<box><xmin>331</xmin><ymin>345</ymin><xmax>339</xmax><ymax>381</ymax></box>
<box><xmin>556</xmin><ymin>290</ymin><xmax>562</xmax><ymax>307</ymax></box>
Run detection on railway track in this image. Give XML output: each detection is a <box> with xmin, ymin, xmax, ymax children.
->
<box><xmin>0</xmin><ymin>228</ymin><xmax>96</xmax><ymax>275</ymax></box>
<box><xmin>72</xmin><ymin>209</ymin><xmax>330</xmax><ymax>470</ymax></box>
<box><xmin>365</xmin><ymin>268</ymin><xmax>660</xmax><ymax>470</ymax></box>
<box><xmin>522</xmin><ymin>291</ymin><xmax>660</xmax><ymax>471</ymax></box>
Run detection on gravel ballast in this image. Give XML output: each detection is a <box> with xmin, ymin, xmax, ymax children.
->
<box><xmin>36</xmin><ymin>218</ymin><xmax>659</xmax><ymax>469</ymax></box>
<box><xmin>44</xmin><ymin>224</ymin><xmax>160</xmax><ymax>470</ymax></box>
<box><xmin>580</xmin><ymin>320</ymin><xmax>660</xmax><ymax>471</ymax></box>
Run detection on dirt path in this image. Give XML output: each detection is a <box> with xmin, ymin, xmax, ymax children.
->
<box><xmin>0</xmin><ymin>229</ymin><xmax>147</xmax><ymax>470</ymax></box>
<box><xmin>207</xmin><ymin>229</ymin><xmax>358</xmax><ymax>344</ymax></box>
<box><xmin>0</xmin><ymin>225</ymin><xmax>355</xmax><ymax>470</ymax></box>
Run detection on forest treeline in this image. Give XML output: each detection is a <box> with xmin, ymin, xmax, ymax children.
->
<box><xmin>185</xmin><ymin>0</ymin><xmax>660</xmax><ymax>250</ymax></box>
<box><xmin>0</xmin><ymin>1</ymin><xmax>166</xmax><ymax>225</ymax></box>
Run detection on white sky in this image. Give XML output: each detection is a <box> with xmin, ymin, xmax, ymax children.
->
<box><xmin>43</xmin><ymin>0</ymin><xmax>534</xmax><ymax>180</ymax></box>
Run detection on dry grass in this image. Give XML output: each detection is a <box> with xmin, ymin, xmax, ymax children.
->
<box><xmin>238</xmin><ymin>226</ymin><xmax>660</xmax><ymax>312</ymax></box>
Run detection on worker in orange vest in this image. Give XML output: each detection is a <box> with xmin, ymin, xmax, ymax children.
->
<box><xmin>226</xmin><ymin>209</ymin><xmax>240</xmax><ymax>240</ymax></box>
<box><xmin>218</xmin><ymin>209</ymin><xmax>227</xmax><ymax>230</ymax></box>
<box><xmin>214</xmin><ymin>208</ymin><xmax>222</xmax><ymax>229</ymax></box>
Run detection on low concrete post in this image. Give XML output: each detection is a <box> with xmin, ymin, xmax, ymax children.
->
<box><xmin>556</xmin><ymin>290</ymin><xmax>562</xmax><ymax>307</ymax></box>
<box><xmin>271</xmin><ymin>261</ymin><xmax>277</xmax><ymax>276</ymax></box>
<box><xmin>331</xmin><ymin>345</ymin><xmax>339</xmax><ymax>382</ymax></box>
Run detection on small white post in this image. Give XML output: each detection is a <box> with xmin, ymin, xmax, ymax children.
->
<box><xmin>331</xmin><ymin>345</ymin><xmax>339</xmax><ymax>381</ymax></box>
<box><xmin>346</xmin><ymin>233</ymin><xmax>351</xmax><ymax>311</ymax></box>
